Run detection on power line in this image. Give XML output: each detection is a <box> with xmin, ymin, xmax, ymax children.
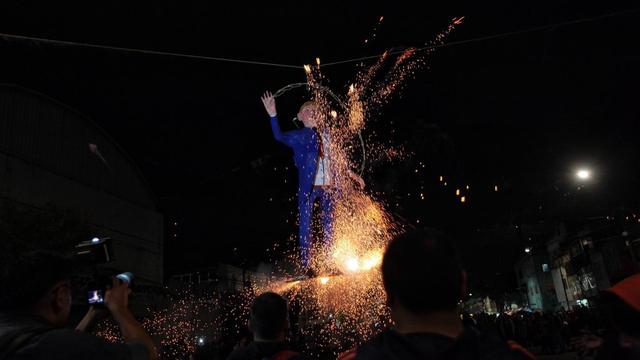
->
<box><xmin>321</xmin><ymin>7</ymin><xmax>640</xmax><ymax>67</ymax></box>
<box><xmin>1</xmin><ymin>7</ymin><xmax>638</xmax><ymax>70</ymax></box>
<box><xmin>0</xmin><ymin>32</ymin><xmax>302</xmax><ymax>69</ymax></box>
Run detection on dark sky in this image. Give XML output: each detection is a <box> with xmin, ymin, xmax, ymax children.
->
<box><xmin>2</xmin><ymin>0</ymin><xmax>640</xmax><ymax>293</ymax></box>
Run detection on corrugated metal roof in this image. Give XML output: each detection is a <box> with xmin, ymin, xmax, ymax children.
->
<box><xmin>0</xmin><ymin>84</ymin><xmax>156</xmax><ymax>209</ymax></box>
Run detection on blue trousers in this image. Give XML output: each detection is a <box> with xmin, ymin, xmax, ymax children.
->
<box><xmin>299</xmin><ymin>187</ymin><xmax>334</xmax><ymax>268</ymax></box>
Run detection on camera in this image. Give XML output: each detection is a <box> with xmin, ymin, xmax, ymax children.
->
<box><xmin>85</xmin><ymin>273</ymin><xmax>134</xmax><ymax>305</ymax></box>
<box><xmin>74</xmin><ymin>237</ymin><xmax>114</xmax><ymax>265</ymax></box>
<box><xmin>72</xmin><ymin>237</ymin><xmax>134</xmax><ymax>306</ymax></box>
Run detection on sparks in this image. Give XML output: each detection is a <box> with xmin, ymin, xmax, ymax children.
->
<box><xmin>246</xmin><ymin>17</ymin><xmax>463</xmax><ymax>354</ymax></box>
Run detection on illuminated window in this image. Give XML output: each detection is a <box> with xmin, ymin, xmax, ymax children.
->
<box><xmin>542</xmin><ymin>264</ymin><xmax>549</xmax><ymax>272</ymax></box>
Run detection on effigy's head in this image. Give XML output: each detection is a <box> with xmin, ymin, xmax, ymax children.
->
<box><xmin>297</xmin><ymin>101</ymin><xmax>320</xmax><ymax>128</ymax></box>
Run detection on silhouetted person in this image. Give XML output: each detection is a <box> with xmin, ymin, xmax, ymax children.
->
<box><xmin>226</xmin><ymin>292</ymin><xmax>306</xmax><ymax>360</ymax></box>
<box><xmin>0</xmin><ymin>251</ymin><xmax>157</xmax><ymax>359</ymax></box>
<box><xmin>340</xmin><ymin>228</ymin><xmax>535</xmax><ymax>360</ymax></box>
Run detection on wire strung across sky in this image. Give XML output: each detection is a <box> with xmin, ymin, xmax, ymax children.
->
<box><xmin>0</xmin><ymin>7</ymin><xmax>638</xmax><ymax>70</ymax></box>
<box><xmin>321</xmin><ymin>7</ymin><xmax>640</xmax><ymax>66</ymax></box>
<box><xmin>0</xmin><ymin>32</ymin><xmax>301</xmax><ymax>69</ymax></box>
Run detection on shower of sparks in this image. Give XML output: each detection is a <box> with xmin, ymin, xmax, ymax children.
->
<box><xmin>259</xmin><ymin>16</ymin><xmax>463</xmax><ymax>355</ymax></box>
<box><xmin>96</xmin><ymin>17</ymin><xmax>463</xmax><ymax>359</ymax></box>
<box><xmin>95</xmin><ymin>288</ymin><xmax>221</xmax><ymax>359</ymax></box>
<box><xmin>363</xmin><ymin>16</ymin><xmax>385</xmax><ymax>45</ymax></box>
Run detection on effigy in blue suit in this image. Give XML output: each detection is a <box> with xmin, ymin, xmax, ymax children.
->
<box><xmin>269</xmin><ymin>115</ymin><xmax>334</xmax><ymax>268</ymax></box>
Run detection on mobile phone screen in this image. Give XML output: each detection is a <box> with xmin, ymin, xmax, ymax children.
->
<box><xmin>87</xmin><ymin>290</ymin><xmax>104</xmax><ymax>304</ymax></box>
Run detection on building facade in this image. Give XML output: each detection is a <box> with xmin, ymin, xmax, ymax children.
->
<box><xmin>516</xmin><ymin>218</ymin><xmax>640</xmax><ymax>311</ymax></box>
<box><xmin>0</xmin><ymin>84</ymin><xmax>163</xmax><ymax>283</ymax></box>
<box><xmin>515</xmin><ymin>252</ymin><xmax>558</xmax><ymax>311</ymax></box>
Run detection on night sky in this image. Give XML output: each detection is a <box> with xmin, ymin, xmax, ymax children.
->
<box><xmin>2</xmin><ymin>1</ymin><xmax>640</xmax><ymax>294</ymax></box>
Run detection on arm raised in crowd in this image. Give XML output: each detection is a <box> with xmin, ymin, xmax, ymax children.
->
<box><xmin>105</xmin><ymin>277</ymin><xmax>158</xmax><ymax>360</ymax></box>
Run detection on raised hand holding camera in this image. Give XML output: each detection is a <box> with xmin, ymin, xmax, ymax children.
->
<box><xmin>105</xmin><ymin>276</ymin><xmax>132</xmax><ymax>314</ymax></box>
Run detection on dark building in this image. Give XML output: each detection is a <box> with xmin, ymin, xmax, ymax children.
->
<box><xmin>0</xmin><ymin>84</ymin><xmax>163</xmax><ymax>284</ymax></box>
<box><xmin>516</xmin><ymin>216</ymin><xmax>640</xmax><ymax>311</ymax></box>
<box><xmin>515</xmin><ymin>251</ymin><xmax>558</xmax><ymax>311</ymax></box>
<box><xmin>546</xmin><ymin>219</ymin><xmax>640</xmax><ymax>309</ymax></box>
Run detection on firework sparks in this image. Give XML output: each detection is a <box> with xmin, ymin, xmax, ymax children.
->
<box><xmin>95</xmin><ymin>288</ymin><xmax>220</xmax><ymax>359</ymax></box>
<box><xmin>95</xmin><ymin>17</ymin><xmax>465</xmax><ymax>359</ymax></box>
<box><xmin>250</xmin><ymin>17</ymin><xmax>464</xmax><ymax>355</ymax></box>
<box><xmin>363</xmin><ymin>16</ymin><xmax>385</xmax><ymax>45</ymax></box>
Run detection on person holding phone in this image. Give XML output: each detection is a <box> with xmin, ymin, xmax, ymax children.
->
<box><xmin>0</xmin><ymin>251</ymin><xmax>157</xmax><ymax>360</ymax></box>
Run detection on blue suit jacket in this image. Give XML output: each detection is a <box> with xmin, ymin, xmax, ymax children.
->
<box><xmin>270</xmin><ymin>116</ymin><xmax>320</xmax><ymax>198</ymax></box>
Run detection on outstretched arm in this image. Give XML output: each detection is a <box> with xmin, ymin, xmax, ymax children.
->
<box><xmin>323</xmin><ymin>130</ymin><xmax>364</xmax><ymax>188</ymax></box>
<box><xmin>106</xmin><ymin>278</ymin><xmax>158</xmax><ymax>360</ymax></box>
<box><xmin>261</xmin><ymin>91</ymin><xmax>297</xmax><ymax>147</ymax></box>
<box><xmin>261</xmin><ymin>91</ymin><xmax>277</xmax><ymax>117</ymax></box>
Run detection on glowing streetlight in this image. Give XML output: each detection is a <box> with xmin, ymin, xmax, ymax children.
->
<box><xmin>524</xmin><ymin>247</ymin><xmax>531</xmax><ymax>254</ymax></box>
<box><xmin>576</xmin><ymin>169</ymin><xmax>591</xmax><ymax>180</ymax></box>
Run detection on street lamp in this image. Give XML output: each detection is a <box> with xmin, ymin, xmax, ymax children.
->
<box><xmin>524</xmin><ymin>247</ymin><xmax>531</xmax><ymax>254</ymax></box>
<box><xmin>576</xmin><ymin>169</ymin><xmax>591</xmax><ymax>181</ymax></box>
